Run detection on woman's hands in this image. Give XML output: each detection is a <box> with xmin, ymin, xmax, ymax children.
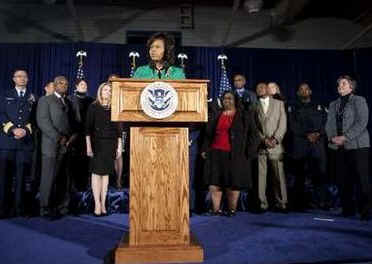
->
<box><xmin>86</xmin><ymin>135</ymin><xmax>93</xmax><ymax>157</ymax></box>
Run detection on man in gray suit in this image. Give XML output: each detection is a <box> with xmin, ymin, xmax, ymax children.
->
<box><xmin>254</xmin><ymin>82</ymin><xmax>288</xmax><ymax>212</ymax></box>
<box><xmin>37</xmin><ymin>76</ymin><xmax>76</xmax><ymax>218</ymax></box>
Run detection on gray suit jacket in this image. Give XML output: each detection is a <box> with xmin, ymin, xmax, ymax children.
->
<box><xmin>325</xmin><ymin>94</ymin><xmax>370</xmax><ymax>150</ymax></box>
<box><xmin>255</xmin><ymin>97</ymin><xmax>287</xmax><ymax>155</ymax></box>
<box><xmin>36</xmin><ymin>94</ymin><xmax>73</xmax><ymax>157</ymax></box>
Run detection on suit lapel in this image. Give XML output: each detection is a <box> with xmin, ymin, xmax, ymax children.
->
<box><xmin>10</xmin><ymin>88</ymin><xmax>18</xmax><ymax>98</ymax></box>
<box><xmin>52</xmin><ymin>94</ymin><xmax>67</xmax><ymax>111</ymax></box>
<box><xmin>255</xmin><ymin>102</ymin><xmax>266</xmax><ymax>135</ymax></box>
<box><xmin>343</xmin><ymin>94</ymin><xmax>354</xmax><ymax>114</ymax></box>
<box><xmin>256</xmin><ymin>101</ymin><xmax>265</xmax><ymax>122</ymax></box>
<box><xmin>51</xmin><ymin>94</ymin><xmax>60</xmax><ymax>105</ymax></box>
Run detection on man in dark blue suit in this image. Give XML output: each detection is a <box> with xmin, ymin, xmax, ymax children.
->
<box><xmin>0</xmin><ymin>69</ymin><xmax>37</xmax><ymax>218</ymax></box>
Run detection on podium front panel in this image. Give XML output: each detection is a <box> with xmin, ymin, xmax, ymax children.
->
<box><xmin>129</xmin><ymin>127</ymin><xmax>190</xmax><ymax>246</ymax></box>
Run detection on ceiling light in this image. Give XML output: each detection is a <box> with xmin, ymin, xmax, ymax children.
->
<box><xmin>244</xmin><ymin>0</ymin><xmax>264</xmax><ymax>14</ymax></box>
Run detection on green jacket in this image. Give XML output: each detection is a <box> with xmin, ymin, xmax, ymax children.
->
<box><xmin>133</xmin><ymin>65</ymin><xmax>185</xmax><ymax>80</ymax></box>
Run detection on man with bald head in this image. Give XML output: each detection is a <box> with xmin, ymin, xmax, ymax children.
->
<box><xmin>254</xmin><ymin>82</ymin><xmax>288</xmax><ymax>213</ymax></box>
<box><xmin>37</xmin><ymin>76</ymin><xmax>76</xmax><ymax>219</ymax></box>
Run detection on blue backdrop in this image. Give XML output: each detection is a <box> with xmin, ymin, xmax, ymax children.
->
<box><xmin>0</xmin><ymin>43</ymin><xmax>370</xmax><ymax>125</ymax></box>
<box><xmin>1</xmin><ymin>43</ymin><xmax>371</xmax><ymax>213</ymax></box>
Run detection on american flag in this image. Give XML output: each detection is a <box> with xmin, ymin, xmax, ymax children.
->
<box><xmin>76</xmin><ymin>50</ymin><xmax>87</xmax><ymax>80</ymax></box>
<box><xmin>129</xmin><ymin>65</ymin><xmax>135</xmax><ymax>77</ymax></box>
<box><xmin>77</xmin><ymin>65</ymin><xmax>85</xmax><ymax>80</ymax></box>
<box><xmin>218</xmin><ymin>64</ymin><xmax>232</xmax><ymax>97</ymax></box>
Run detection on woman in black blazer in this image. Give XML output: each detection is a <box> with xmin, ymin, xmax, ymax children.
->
<box><xmin>201</xmin><ymin>91</ymin><xmax>259</xmax><ymax>216</ymax></box>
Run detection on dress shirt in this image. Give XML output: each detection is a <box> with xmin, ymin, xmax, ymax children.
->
<box><xmin>260</xmin><ymin>97</ymin><xmax>270</xmax><ymax>114</ymax></box>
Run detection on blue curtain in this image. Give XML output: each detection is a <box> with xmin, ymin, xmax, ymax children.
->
<box><xmin>0</xmin><ymin>43</ymin><xmax>370</xmax><ymax>107</ymax></box>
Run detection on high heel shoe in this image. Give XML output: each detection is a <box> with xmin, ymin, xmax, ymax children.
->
<box><xmin>101</xmin><ymin>209</ymin><xmax>108</xmax><ymax>217</ymax></box>
<box><xmin>208</xmin><ymin>209</ymin><xmax>223</xmax><ymax>216</ymax></box>
<box><xmin>225</xmin><ymin>209</ymin><xmax>236</xmax><ymax>217</ymax></box>
<box><xmin>93</xmin><ymin>212</ymin><xmax>101</xmax><ymax>217</ymax></box>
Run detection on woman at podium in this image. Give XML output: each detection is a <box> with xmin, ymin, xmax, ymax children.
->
<box><xmin>201</xmin><ymin>91</ymin><xmax>259</xmax><ymax>216</ymax></box>
<box><xmin>133</xmin><ymin>32</ymin><xmax>185</xmax><ymax>80</ymax></box>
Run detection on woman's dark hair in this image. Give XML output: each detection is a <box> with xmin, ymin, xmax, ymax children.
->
<box><xmin>221</xmin><ymin>90</ymin><xmax>243</xmax><ymax>111</ymax></box>
<box><xmin>337</xmin><ymin>75</ymin><xmax>357</xmax><ymax>91</ymax></box>
<box><xmin>147</xmin><ymin>32</ymin><xmax>176</xmax><ymax>68</ymax></box>
<box><xmin>75</xmin><ymin>79</ymin><xmax>87</xmax><ymax>87</ymax></box>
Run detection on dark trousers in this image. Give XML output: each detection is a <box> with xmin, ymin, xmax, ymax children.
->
<box><xmin>39</xmin><ymin>148</ymin><xmax>71</xmax><ymax>215</ymax></box>
<box><xmin>69</xmin><ymin>153</ymin><xmax>90</xmax><ymax>192</ymax></box>
<box><xmin>293</xmin><ymin>146</ymin><xmax>327</xmax><ymax>209</ymax></box>
<box><xmin>335</xmin><ymin>148</ymin><xmax>371</xmax><ymax>215</ymax></box>
<box><xmin>69</xmin><ymin>136</ymin><xmax>90</xmax><ymax>191</ymax></box>
<box><xmin>0</xmin><ymin>150</ymin><xmax>32</xmax><ymax>216</ymax></box>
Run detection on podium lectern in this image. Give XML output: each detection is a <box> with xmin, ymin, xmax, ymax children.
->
<box><xmin>111</xmin><ymin>79</ymin><xmax>208</xmax><ymax>263</ymax></box>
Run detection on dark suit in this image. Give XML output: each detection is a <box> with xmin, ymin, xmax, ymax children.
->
<box><xmin>0</xmin><ymin>88</ymin><xmax>37</xmax><ymax>217</ymax></box>
<box><xmin>234</xmin><ymin>88</ymin><xmax>257</xmax><ymax>111</ymax></box>
<box><xmin>36</xmin><ymin>93</ymin><xmax>75</xmax><ymax>215</ymax></box>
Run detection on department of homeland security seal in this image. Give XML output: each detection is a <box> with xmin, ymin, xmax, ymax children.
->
<box><xmin>140</xmin><ymin>81</ymin><xmax>178</xmax><ymax>119</ymax></box>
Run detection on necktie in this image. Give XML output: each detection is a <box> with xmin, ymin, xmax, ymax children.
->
<box><xmin>20</xmin><ymin>91</ymin><xmax>24</xmax><ymax>97</ymax></box>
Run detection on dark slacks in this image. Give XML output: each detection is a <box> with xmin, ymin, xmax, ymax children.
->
<box><xmin>39</xmin><ymin>147</ymin><xmax>71</xmax><ymax>215</ymax></box>
<box><xmin>293</xmin><ymin>144</ymin><xmax>327</xmax><ymax>209</ymax></box>
<box><xmin>68</xmin><ymin>135</ymin><xmax>90</xmax><ymax>191</ymax></box>
<box><xmin>0</xmin><ymin>150</ymin><xmax>32</xmax><ymax>216</ymax></box>
<box><xmin>335</xmin><ymin>147</ymin><xmax>371</xmax><ymax>215</ymax></box>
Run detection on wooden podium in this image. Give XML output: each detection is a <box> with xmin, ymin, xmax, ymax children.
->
<box><xmin>111</xmin><ymin>78</ymin><xmax>208</xmax><ymax>264</ymax></box>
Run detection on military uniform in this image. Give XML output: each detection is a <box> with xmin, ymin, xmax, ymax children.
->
<box><xmin>234</xmin><ymin>88</ymin><xmax>257</xmax><ymax>111</ymax></box>
<box><xmin>0</xmin><ymin>88</ymin><xmax>37</xmax><ymax>217</ymax></box>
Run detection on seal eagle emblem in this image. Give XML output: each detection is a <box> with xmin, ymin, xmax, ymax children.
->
<box><xmin>140</xmin><ymin>81</ymin><xmax>178</xmax><ymax>119</ymax></box>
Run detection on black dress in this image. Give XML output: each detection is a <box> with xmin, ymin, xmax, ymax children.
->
<box><xmin>85</xmin><ymin>102</ymin><xmax>121</xmax><ymax>175</ymax></box>
<box><xmin>68</xmin><ymin>92</ymin><xmax>95</xmax><ymax>190</ymax></box>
